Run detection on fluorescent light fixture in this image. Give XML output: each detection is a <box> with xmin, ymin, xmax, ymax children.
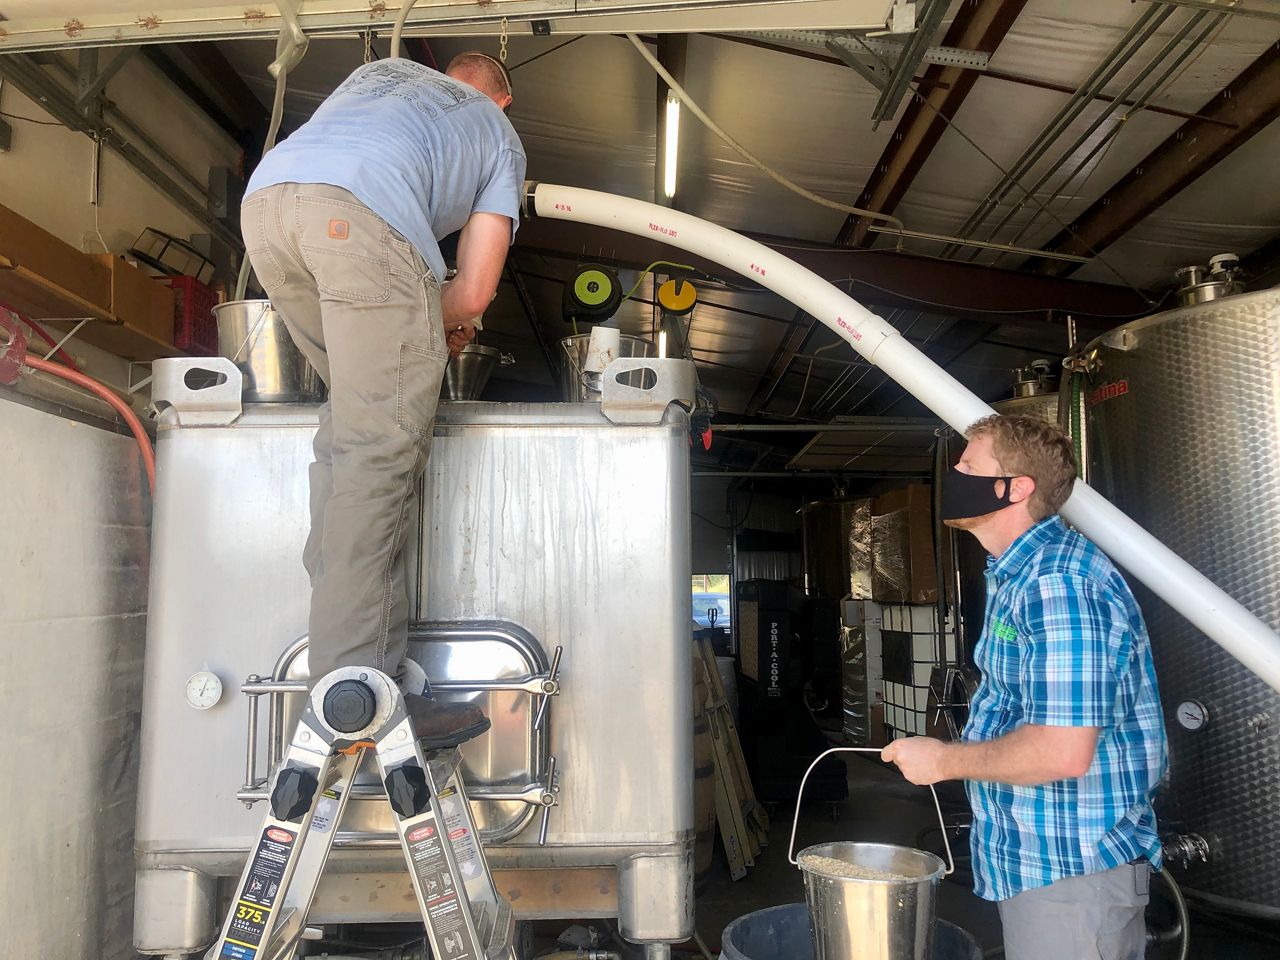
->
<box><xmin>663</xmin><ymin>94</ymin><xmax>680</xmax><ymax>200</ymax></box>
<box><xmin>658</xmin><ymin>329</ymin><xmax>668</xmax><ymax>358</ymax></box>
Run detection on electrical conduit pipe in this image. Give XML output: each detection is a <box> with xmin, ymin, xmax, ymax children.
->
<box><xmin>521</xmin><ymin>183</ymin><xmax>1280</xmax><ymax>694</ymax></box>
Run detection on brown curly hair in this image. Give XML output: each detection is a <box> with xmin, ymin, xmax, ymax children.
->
<box><xmin>966</xmin><ymin>414</ymin><xmax>1077</xmax><ymax>520</ymax></box>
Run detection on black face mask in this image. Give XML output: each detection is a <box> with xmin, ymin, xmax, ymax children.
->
<box><xmin>941</xmin><ymin>466</ymin><xmax>1018</xmax><ymax>521</ymax></box>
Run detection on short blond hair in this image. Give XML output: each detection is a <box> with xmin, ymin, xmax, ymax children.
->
<box><xmin>445</xmin><ymin>52</ymin><xmax>512</xmax><ymax>100</ymax></box>
<box><xmin>967</xmin><ymin>414</ymin><xmax>1077</xmax><ymax>520</ymax></box>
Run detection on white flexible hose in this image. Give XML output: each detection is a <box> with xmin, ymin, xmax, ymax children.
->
<box><xmin>235</xmin><ymin>5</ymin><xmax>308</xmax><ymax>301</ymax></box>
<box><xmin>390</xmin><ymin>0</ymin><xmax>419</xmax><ymax>60</ymax></box>
<box><xmin>625</xmin><ymin>34</ymin><xmax>906</xmax><ymax>234</ymax></box>
<box><xmin>525</xmin><ymin>183</ymin><xmax>1280</xmax><ymax>695</ymax></box>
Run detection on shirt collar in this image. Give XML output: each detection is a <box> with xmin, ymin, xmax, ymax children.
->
<box><xmin>986</xmin><ymin>515</ymin><xmax>1065</xmax><ymax>583</ymax></box>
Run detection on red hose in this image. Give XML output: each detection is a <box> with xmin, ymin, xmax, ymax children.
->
<box><xmin>23</xmin><ymin>354</ymin><xmax>156</xmax><ymax>493</ymax></box>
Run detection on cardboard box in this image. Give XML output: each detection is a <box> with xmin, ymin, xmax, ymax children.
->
<box><xmin>92</xmin><ymin>254</ymin><xmax>175</xmax><ymax>345</ymax></box>
<box><xmin>0</xmin><ymin>203</ymin><xmax>111</xmax><ymax>316</ymax></box>
<box><xmin>871</xmin><ymin>484</ymin><xmax>950</xmax><ymax>604</ymax></box>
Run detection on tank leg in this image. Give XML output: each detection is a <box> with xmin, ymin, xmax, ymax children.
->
<box><xmin>617</xmin><ymin>853</ymin><xmax>694</xmax><ymax>942</ymax></box>
<box><xmin>643</xmin><ymin>944</ymin><xmax>672</xmax><ymax>960</ymax></box>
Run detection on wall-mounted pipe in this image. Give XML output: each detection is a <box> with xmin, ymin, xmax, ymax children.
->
<box><xmin>523</xmin><ymin>182</ymin><xmax>1280</xmax><ymax>694</ymax></box>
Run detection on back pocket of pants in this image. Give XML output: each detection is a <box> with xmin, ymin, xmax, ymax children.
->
<box><xmin>296</xmin><ymin>195</ymin><xmax>391</xmax><ymax>303</ymax></box>
<box><xmin>397</xmin><ymin>343</ymin><xmax>448</xmax><ymax>438</ymax></box>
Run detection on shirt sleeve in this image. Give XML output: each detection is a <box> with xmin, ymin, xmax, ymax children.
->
<box><xmin>1017</xmin><ymin>573</ymin><xmax>1124</xmax><ymax>728</ymax></box>
<box><xmin>473</xmin><ymin>147</ymin><xmax>526</xmax><ymax>242</ymax></box>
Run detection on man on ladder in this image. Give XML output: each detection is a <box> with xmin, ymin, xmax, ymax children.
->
<box><xmin>240</xmin><ymin>49</ymin><xmax>525</xmax><ymax>743</ymax></box>
<box><xmin>218</xmin><ymin>45</ymin><xmax>527</xmax><ymax>960</ymax></box>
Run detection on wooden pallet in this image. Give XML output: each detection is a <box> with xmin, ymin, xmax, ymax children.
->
<box><xmin>696</xmin><ymin>637</ymin><xmax>769</xmax><ymax>880</ymax></box>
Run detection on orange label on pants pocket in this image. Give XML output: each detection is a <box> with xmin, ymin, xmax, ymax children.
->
<box><xmin>328</xmin><ymin>219</ymin><xmax>350</xmax><ymax>240</ymax></box>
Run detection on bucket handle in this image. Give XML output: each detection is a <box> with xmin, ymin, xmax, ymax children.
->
<box><xmin>231</xmin><ymin>304</ymin><xmax>273</xmax><ymax>363</ymax></box>
<box><xmin>787</xmin><ymin>746</ymin><xmax>955</xmax><ymax>876</ymax></box>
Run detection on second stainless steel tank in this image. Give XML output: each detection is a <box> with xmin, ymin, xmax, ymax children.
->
<box><xmin>1074</xmin><ymin>287</ymin><xmax>1280</xmax><ymax>916</ymax></box>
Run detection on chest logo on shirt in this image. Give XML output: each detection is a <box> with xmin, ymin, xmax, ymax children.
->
<box><xmin>990</xmin><ymin>620</ymin><xmax>1018</xmax><ymax>643</ymax></box>
<box><xmin>328</xmin><ymin>219</ymin><xmax>350</xmax><ymax>240</ymax></box>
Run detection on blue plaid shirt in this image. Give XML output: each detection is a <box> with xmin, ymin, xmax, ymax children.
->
<box><xmin>962</xmin><ymin>516</ymin><xmax>1167</xmax><ymax>901</ymax></box>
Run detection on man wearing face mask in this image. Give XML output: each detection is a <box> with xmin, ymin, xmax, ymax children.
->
<box><xmin>882</xmin><ymin>414</ymin><xmax>1166</xmax><ymax>960</ymax></box>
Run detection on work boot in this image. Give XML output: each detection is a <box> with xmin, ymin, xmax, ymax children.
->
<box><xmin>404</xmin><ymin>693</ymin><xmax>491</xmax><ymax>750</ymax></box>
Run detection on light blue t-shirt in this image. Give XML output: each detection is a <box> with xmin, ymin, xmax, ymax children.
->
<box><xmin>247</xmin><ymin>58</ymin><xmax>526</xmax><ymax>284</ymax></box>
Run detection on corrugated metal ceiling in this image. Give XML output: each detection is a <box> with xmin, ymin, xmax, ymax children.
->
<box><xmin>206</xmin><ymin>2</ymin><xmax>1280</xmax><ymax>443</ymax></box>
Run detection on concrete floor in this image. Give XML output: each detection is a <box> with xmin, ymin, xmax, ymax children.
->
<box><xmin>688</xmin><ymin>753</ymin><xmax>1280</xmax><ymax>960</ymax></box>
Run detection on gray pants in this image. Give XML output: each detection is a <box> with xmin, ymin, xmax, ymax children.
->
<box><xmin>241</xmin><ymin>182</ymin><xmax>447</xmax><ymax>685</ymax></box>
<box><xmin>998</xmin><ymin>863</ymin><xmax>1151</xmax><ymax>960</ymax></box>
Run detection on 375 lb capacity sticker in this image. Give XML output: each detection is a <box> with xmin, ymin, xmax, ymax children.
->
<box><xmin>220</xmin><ymin>825</ymin><xmax>296</xmax><ymax>959</ymax></box>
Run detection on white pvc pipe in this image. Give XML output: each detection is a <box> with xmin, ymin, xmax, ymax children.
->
<box><xmin>524</xmin><ymin>182</ymin><xmax>1280</xmax><ymax>695</ymax></box>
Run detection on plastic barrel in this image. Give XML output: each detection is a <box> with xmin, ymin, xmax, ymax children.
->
<box><xmin>721</xmin><ymin>903</ymin><xmax>982</xmax><ymax>960</ymax></box>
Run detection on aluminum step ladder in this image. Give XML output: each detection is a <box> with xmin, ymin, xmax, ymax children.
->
<box><xmin>210</xmin><ymin>666</ymin><xmax>517</xmax><ymax>960</ymax></box>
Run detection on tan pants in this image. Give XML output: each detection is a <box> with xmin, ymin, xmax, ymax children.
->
<box><xmin>241</xmin><ymin>183</ymin><xmax>448</xmax><ymax>685</ymax></box>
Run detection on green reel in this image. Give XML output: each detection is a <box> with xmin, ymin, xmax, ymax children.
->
<box><xmin>563</xmin><ymin>264</ymin><xmax>623</xmax><ymax>323</ymax></box>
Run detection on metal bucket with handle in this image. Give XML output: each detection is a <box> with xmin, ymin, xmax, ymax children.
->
<box><xmin>214</xmin><ymin>299</ymin><xmax>325</xmax><ymax>403</ymax></box>
<box><xmin>788</xmin><ymin>747</ymin><xmax>955</xmax><ymax>960</ymax></box>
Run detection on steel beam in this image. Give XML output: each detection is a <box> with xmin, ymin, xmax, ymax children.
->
<box><xmin>709</xmin><ymin>32</ymin><xmax>1235</xmax><ymax>128</ymax></box>
<box><xmin>75</xmin><ymin>46</ymin><xmax>135</xmax><ymax>113</ymax></box>
<box><xmin>1146</xmin><ymin>0</ymin><xmax>1280</xmax><ymax>23</ymax></box>
<box><xmin>744</xmin><ymin>314</ymin><xmax>820</xmax><ymax>415</ymax></box>
<box><xmin>143</xmin><ymin>42</ymin><xmax>271</xmax><ymax>151</ymax></box>
<box><xmin>836</xmin><ymin>0</ymin><xmax>1032</xmax><ymax>246</ymax></box>
<box><xmin>513</xmin><ymin>217</ymin><xmax>1153</xmax><ymax>322</ymax></box>
<box><xmin>870</xmin><ymin>0</ymin><xmax>950</xmax><ymax>126</ymax></box>
<box><xmin>0</xmin><ymin>54</ymin><xmax>240</xmax><ymax>250</ymax></box>
<box><xmin>1031</xmin><ymin>42</ymin><xmax>1280</xmax><ymax>276</ymax></box>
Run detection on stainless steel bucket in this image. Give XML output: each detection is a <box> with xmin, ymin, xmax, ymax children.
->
<box><xmin>213</xmin><ymin>299</ymin><xmax>325</xmax><ymax>403</ymax></box>
<box><xmin>789</xmin><ymin>747</ymin><xmax>953</xmax><ymax>960</ymax></box>
<box><xmin>444</xmin><ymin>344</ymin><xmax>514</xmax><ymax>401</ymax></box>
<box><xmin>558</xmin><ymin>333</ymin><xmax>656</xmax><ymax>401</ymax></box>
<box><xmin>797</xmin><ymin>841</ymin><xmax>946</xmax><ymax>960</ymax></box>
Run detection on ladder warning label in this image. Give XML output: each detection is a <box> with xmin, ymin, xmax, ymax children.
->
<box><xmin>220</xmin><ymin>825</ymin><xmax>295</xmax><ymax>959</ymax></box>
<box><xmin>406</xmin><ymin>816</ymin><xmax>480</xmax><ymax>960</ymax></box>
<box><xmin>310</xmin><ymin>788</ymin><xmax>341</xmax><ymax>834</ymax></box>
<box><xmin>439</xmin><ymin>783</ymin><xmax>482</xmax><ymax>880</ymax></box>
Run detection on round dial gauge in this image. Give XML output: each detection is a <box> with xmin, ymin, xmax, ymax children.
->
<box><xmin>185</xmin><ymin>671</ymin><xmax>223</xmax><ymax>710</ymax></box>
<box><xmin>1175</xmin><ymin>699</ymin><xmax>1208</xmax><ymax>731</ymax></box>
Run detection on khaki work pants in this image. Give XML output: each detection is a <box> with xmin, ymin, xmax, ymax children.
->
<box><xmin>241</xmin><ymin>182</ymin><xmax>448</xmax><ymax>685</ymax></box>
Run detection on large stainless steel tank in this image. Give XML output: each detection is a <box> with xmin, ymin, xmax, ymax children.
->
<box><xmin>133</xmin><ymin>389</ymin><xmax>695</xmax><ymax>952</ymax></box>
<box><xmin>1074</xmin><ymin>287</ymin><xmax>1280</xmax><ymax>916</ymax></box>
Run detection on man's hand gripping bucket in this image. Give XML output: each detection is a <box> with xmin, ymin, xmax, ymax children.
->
<box><xmin>788</xmin><ymin>747</ymin><xmax>955</xmax><ymax>960</ymax></box>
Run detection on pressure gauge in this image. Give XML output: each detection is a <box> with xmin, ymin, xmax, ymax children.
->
<box><xmin>1175</xmin><ymin>700</ymin><xmax>1209</xmax><ymax>732</ymax></box>
<box><xmin>185</xmin><ymin>671</ymin><xmax>224</xmax><ymax>710</ymax></box>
